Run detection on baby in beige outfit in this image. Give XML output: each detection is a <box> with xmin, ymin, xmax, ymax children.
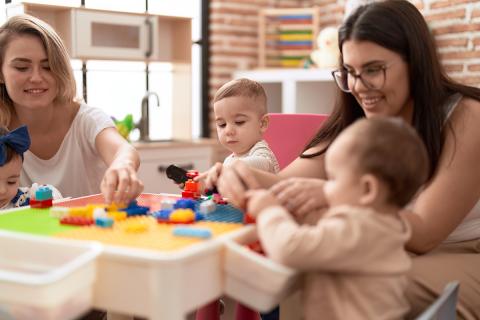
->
<box><xmin>247</xmin><ymin>118</ymin><xmax>430</xmax><ymax>320</ymax></box>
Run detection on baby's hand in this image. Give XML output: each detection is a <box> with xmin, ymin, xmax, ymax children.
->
<box><xmin>270</xmin><ymin>177</ymin><xmax>327</xmax><ymax>219</ymax></box>
<box><xmin>195</xmin><ymin>162</ymin><xmax>223</xmax><ymax>191</ymax></box>
<box><xmin>245</xmin><ymin>189</ymin><xmax>280</xmax><ymax>218</ymax></box>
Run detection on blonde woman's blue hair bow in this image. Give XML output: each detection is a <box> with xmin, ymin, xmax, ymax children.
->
<box><xmin>0</xmin><ymin>125</ymin><xmax>31</xmax><ymax>166</ymax></box>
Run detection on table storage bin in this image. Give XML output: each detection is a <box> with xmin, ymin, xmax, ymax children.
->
<box><xmin>224</xmin><ymin>227</ymin><xmax>300</xmax><ymax>312</ymax></box>
<box><xmin>0</xmin><ymin>231</ymin><xmax>102</xmax><ymax>320</ymax></box>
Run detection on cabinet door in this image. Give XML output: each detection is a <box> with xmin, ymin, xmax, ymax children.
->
<box><xmin>137</xmin><ymin>147</ymin><xmax>213</xmax><ymax>194</ymax></box>
<box><xmin>74</xmin><ymin>9</ymin><xmax>157</xmax><ymax>60</ymax></box>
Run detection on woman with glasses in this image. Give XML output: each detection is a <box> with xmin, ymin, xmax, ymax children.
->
<box><xmin>216</xmin><ymin>0</ymin><xmax>480</xmax><ymax>318</ymax></box>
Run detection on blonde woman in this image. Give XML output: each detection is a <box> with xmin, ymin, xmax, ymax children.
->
<box><xmin>0</xmin><ymin>14</ymin><xmax>143</xmax><ymax>204</ymax></box>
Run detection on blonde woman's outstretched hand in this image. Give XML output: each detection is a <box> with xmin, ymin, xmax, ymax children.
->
<box><xmin>101</xmin><ymin>161</ymin><xmax>144</xmax><ymax>205</ymax></box>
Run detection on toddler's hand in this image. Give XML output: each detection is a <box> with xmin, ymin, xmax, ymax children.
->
<box><xmin>245</xmin><ymin>189</ymin><xmax>280</xmax><ymax>218</ymax></box>
<box><xmin>101</xmin><ymin>161</ymin><xmax>144</xmax><ymax>205</ymax></box>
<box><xmin>270</xmin><ymin>177</ymin><xmax>327</xmax><ymax>218</ymax></box>
<box><xmin>195</xmin><ymin>162</ymin><xmax>223</xmax><ymax>191</ymax></box>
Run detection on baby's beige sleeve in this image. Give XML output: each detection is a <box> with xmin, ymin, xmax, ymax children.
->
<box><xmin>256</xmin><ymin>207</ymin><xmax>386</xmax><ymax>272</ymax></box>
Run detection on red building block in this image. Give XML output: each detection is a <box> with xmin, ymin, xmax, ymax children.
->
<box><xmin>60</xmin><ymin>216</ymin><xmax>94</xmax><ymax>226</ymax></box>
<box><xmin>30</xmin><ymin>198</ymin><xmax>53</xmax><ymax>209</ymax></box>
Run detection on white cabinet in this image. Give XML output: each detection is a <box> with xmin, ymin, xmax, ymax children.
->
<box><xmin>74</xmin><ymin>10</ymin><xmax>156</xmax><ymax>60</ymax></box>
<box><xmin>6</xmin><ymin>2</ymin><xmax>192</xmax><ymax>63</ymax></box>
<box><xmin>234</xmin><ymin>68</ymin><xmax>337</xmax><ymax>115</ymax></box>
<box><xmin>135</xmin><ymin>141</ymin><xmax>220</xmax><ymax>194</ymax></box>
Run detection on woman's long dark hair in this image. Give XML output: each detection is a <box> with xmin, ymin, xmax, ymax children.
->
<box><xmin>302</xmin><ymin>0</ymin><xmax>480</xmax><ymax>179</ymax></box>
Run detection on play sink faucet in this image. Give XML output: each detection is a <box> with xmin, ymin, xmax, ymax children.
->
<box><xmin>137</xmin><ymin>91</ymin><xmax>160</xmax><ymax>141</ymax></box>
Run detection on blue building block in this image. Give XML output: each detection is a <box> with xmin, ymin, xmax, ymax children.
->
<box><xmin>173</xmin><ymin>199</ymin><xmax>197</xmax><ymax>210</ymax></box>
<box><xmin>127</xmin><ymin>200</ymin><xmax>138</xmax><ymax>208</ymax></box>
<box><xmin>95</xmin><ymin>216</ymin><xmax>114</xmax><ymax>228</ymax></box>
<box><xmin>152</xmin><ymin>209</ymin><xmax>173</xmax><ymax>220</ymax></box>
<box><xmin>204</xmin><ymin>204</ymin><xmax>244</xmax><ymax>223</ymax></box>
<box><xmin>194</xmin><ymin>211</ymin><xmax>205</xmax><ymax>221</ymax></box>
<box><xmin>35</xmin><ymin>185</ymin><xmax>53</xmax><ymax>201</ymax></box>
<box><xmin>120</xmin><ymin>204</ymin><xmax>149</xmax><ymax>217</ymax></box>
<box><xmin>172</xmin><ymin>227</ymin><xmax>212</xmax><ymax>239</ymax></box>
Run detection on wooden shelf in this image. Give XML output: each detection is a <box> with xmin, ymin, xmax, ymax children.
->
<box><xmin>235</xmin><ymin>68</ymin><xmax>336</xmax><ymax>115</ymax></box>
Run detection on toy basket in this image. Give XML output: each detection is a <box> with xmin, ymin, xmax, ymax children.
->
<box><xmin>0</xmin><ymin>231</ymin><xmax>102</xmax><ymax>320</ymax></box>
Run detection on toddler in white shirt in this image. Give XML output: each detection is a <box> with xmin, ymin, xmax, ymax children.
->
<box><xmin>199</xmin><ymin>78</ymin><xmax>279</xmax><ymax>189</ymax></box>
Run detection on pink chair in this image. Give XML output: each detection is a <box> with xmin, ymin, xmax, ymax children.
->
<box><xmin>264</xmin><ymin>113</ymin><xmax>329</xmax><ymax>169</ymax></box>
<box><xmin>196</xmin><ymin>113</ymin><xmax>328</xmax><ymax>320</ymax></box>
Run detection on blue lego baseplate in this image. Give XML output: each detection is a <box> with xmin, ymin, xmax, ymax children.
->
<box><xmin>203</xmin><ymin>203</ymin><xmax>244</xmax><ymax>223</ymax></box>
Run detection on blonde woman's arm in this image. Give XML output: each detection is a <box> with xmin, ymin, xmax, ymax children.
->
<box><xmin>96</xmin><ymin>127</ymin><xmax>143</xmax><ymax>204</ymax></box>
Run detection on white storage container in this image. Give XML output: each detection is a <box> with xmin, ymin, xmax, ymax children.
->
<box><xmin>0</xmin><ymin>231</ymin><xmax>102</xmax><ymax>320</ymax></box>
<box><xmin>224</xmin><ymin>226</ymin><xmax>300</xmax><ymax>312</ymax></box>
<box><xmin>90</xmin><ymin>228</ymin><xmax>250</xmax><ymax>320</ymax></box>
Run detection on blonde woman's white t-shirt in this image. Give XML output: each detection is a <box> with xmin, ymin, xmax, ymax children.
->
<box><xmin>20</xmin><ymin>103</ymin><xmax>115</xmax><ymax>198</ymax></box>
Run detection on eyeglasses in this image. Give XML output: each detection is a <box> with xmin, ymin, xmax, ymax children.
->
<box><xmin>331</xmin><ymin>63</ymin><xmax>393</xmax><ymax>93</ymax></box>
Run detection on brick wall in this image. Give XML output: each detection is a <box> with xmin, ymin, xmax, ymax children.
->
<box><xmin>208</xmin><ymin>0</ymin><xmax>480</xmax><ymax>136</ymax></box>
<box><xmin>208</xmin><ymin>0</ymin><xmax>313</xmax><ymax>136</ymax></box>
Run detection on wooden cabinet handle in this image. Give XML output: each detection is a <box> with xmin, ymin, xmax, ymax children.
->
<box><xmin>145</xmin><ymin>18</ymin><xmax>153</xmax><ymax>58</ymax></box>
<box><xmin>158</xmin><ymin>163</ymin><xmax>194</xmax><ymax>173</ymax></box>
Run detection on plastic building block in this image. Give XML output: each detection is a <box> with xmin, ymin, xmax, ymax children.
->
<box><xmin>244</xmin><ymin>214</ymin><xmax>256</xmax><ymax>224</ymax></box>
<box><xmin>93</xmin><ymin>207</ymin><xmax>107</xmax><ymax>219</ymax></box>
<box><xmin>30</xmin><ymin>198</ymin><xmax>53</xmax><ymax>209</ymax></box>
<box><xmin>127</xmin><ymin>200</ymin><xmax>138</xmax><ymax>207</ymax></box>
<box><xmin>120</xmin><ymin>204</ymin><xmax>149</xmax><ymax>217</ymax></box>
<box><xmin>160</xmin><ymin>199</ymin><xmax>176</xmax><ymax>210</ymax></box>
<box><xmin>152</xmin><ymin>209</ymin><xmax>172</xmax><ymax>220</ymax></box>
<box><xmin>95</xmin><ymin>216</ymin><xmax>114</xmax><ymax>228</ymax></box>
<box><xmin>182</xmin><ymin>182</ymin><xmax>201</xmax><ymax>199</ymax></box>
<box><xmin>204</xmin><ymin>186</ymin><xmax>219</xmax><ymax>196</ymax></box>
<box><xmin>203</xmin><ymin>204</ymin><xmax>244</xmax><ymax>223</ymax></box>
<box><xmin>122</xmin><ymin>219</ymin><xmax>149</xmax><ymax>233</ymax></box>
<box><xmin>199</xmin><ymin>200</ymin><xmax>216</xmax><ymax>214</ymax></box>
<box><xmin>186</xmin><ymin>170</ymin><xmax>199</xmax><ymax>179</ymax></box>
<box><xmin>172</xmin><ymin>227</ymin><xmax>212</xmax><ymax>239</ymax></box>
<box><xmin>35</xmin><ymin>185</ymin><xmax>53</xmax><ymax>201</ymax></box>
<box><xmin>165</xmin><ymin>165</ymin><xmax>189</xmax><ymax>184</ymax></box>
<box><xmin>60</xmin><ymin>216</ymin><xmax>94</xmax><ymax>226</ymax></box>
<box><xmin>175</xmin><ymin>170</ymin><xmax>201</xmax><ymax>199</ymax></box>
<box><xmin>247</xmin><ymin>240</ymin><xmax>265</xmax><ymax>255</ymax></box>
<box><xmin>174</xmin><ymin>199</ymin><xmax>196</xmax><ymax>210</ymax></box>
<box><xmin>106</xmin><ymin>202</ymin><xmax>127</xmax><ymax>212</ymax></box>
<box><xmin>184</xmin><ymin>180</ymin><xmax>199</xmax><ymax>193</ymax></box>
<box><xmin>50</xmin><ymin>206</ymin><xmax>69</xmax><ymax>219</ymax></box>
<box><xmin>212</xmin><ymin>193</ymin><xmax>228</xmax><ymax>205</ymax></box>
<box><xmin>169</xmin><ymin>209</ymin><xmax>195</xmax><ymax>223</ymax></box>
<box><xmin>181</xmin><ymin>190</ymin><xmax>196</xmax><ymax>199</ymax></box>
<box><xmin>194</xmin><ymin>212</ymin><xmax>205</xmax><ymax>221</ymax></box>
<box><xmin>68</xmin><ymin>207</ymin><xmax>90</xmax><ymax>218</ymax></box>
<box><xmin>108</xmin><ymin>211</ymin><xmax>127</xmax><ymax>221</ymax></box>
